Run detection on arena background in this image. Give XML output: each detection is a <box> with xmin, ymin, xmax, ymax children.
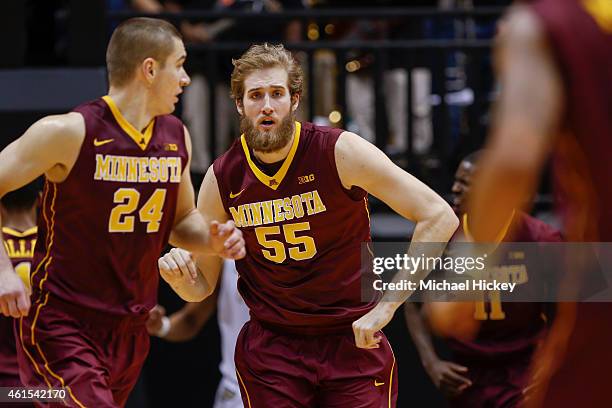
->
<box><xmin>0</xmin><ymin>1</ymin><xmax>556</xmax><ymax>406</ymax></box>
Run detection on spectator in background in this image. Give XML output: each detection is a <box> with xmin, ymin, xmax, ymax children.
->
<box><xmin>312</xmin><ymin>0</ymin><xmax>436</xmax><ymax>156</ymax></box>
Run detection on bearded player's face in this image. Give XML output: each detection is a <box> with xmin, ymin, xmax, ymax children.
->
<box><xmin>239</xmin><ymin>66</ymin><xmax>298</xmax><ymax>153</ymax></box>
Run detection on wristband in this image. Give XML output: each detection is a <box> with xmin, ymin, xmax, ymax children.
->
<box><xmin>156</xmin><ymin>316</ymin><xmax>171</xmax><ymax>338</ymax></box>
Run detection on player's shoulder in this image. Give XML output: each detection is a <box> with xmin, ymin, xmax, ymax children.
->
<box><xmin>73</xmin><ymin>97</ymin><xmax>106</xmax><ymax>114</ymax></box>
<box><xmin>155</xmin><ymin>113</ymin><xmax>184</xmax><ymax>128</ymax></box>
<box><xmin>333</xmin><ymin>129</ymin><xmax>377</xmax><ymax>163</ymax></box>
<box><xmin>517</xmin><ymin>212</ymin><xmax>563</xmax><ymax>242</ymax></box>
<box><xmin>33</xmin><ymin>111</ymin><xmax>85</xmax><ymax>143</ymax></box>
<box><xmin>213</xmin><ymin>137</ymin><xmax>244</xmax><ymax>175</ymax></box>
<box><xmin>300</xmin><ymin>121</ymin><xmax>345</xmax><ymax>147</ymax></box>
<box><xmin>501</xmin><ymin>3</ymin><xmax>548</xmax><ymax>49</ymax></box>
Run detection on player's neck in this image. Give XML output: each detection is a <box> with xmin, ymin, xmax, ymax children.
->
<box><xmin>252</xmin><ymin>132</ymin><xmax>295</xmax><ymax>164</ymax></box>
<box><xmin>0</xmin><ymin>207</ymin><xmax>36</xmax><ymax>232</ymax></box>
<box><xmin>107</xmin><ymin>87</ymin><xmax>155</xmax><ymax>133</ymax></box>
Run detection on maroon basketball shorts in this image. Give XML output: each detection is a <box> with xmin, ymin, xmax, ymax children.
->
<box><xmin>15</xmin><ymin>294</ymin><xmax>149</xmax><ymax>408</ymax></box>
<box><xmin>234</xmin><ymin>319</ymin><xmax>398</xmax><ymax>408</ymax></box>
<box><xmin>449</xmin><ymin>353</ymin><xmax>532</xmax><ymax>408</ymax></box>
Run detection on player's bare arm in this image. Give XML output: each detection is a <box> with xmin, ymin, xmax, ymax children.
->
<box><xmin>404</xmin><ymin>303</ymin><xmax>471</xmax><ymax>397</ymax></box>
<box><xmin>468</xmin><ymin>5</ymin><xmax>563</xmax><ymax>241</ymax></box>
<box><xmin>0</xmin><ymin>112</ymin><xmax>84</xmax><ymax>317</ymax></box>
<box><xmin>169</xmin><ymin>126</ymin><xmax>245</xmax><ymax>259</ymax></box>
<box><xmin>161</xmin><ymin>164</ymin><xmax>235</xmax><ymax>301</ymax></box>
<box><xmin>335</xmin><ymin>131</ymin><xmax>458</xmax><ymax>348</ymax></box>
<box><xmin>146</xmin><ymin>288</ymin><xmax>219</xmax><ymax>341</ymax></box>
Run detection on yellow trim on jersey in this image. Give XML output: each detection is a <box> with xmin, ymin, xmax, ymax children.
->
<box><xmin>102</xmin><ymin>95</ymin><xmax>155</xmax><ymax>151</ymax></box>
<box><xmin>21</xmin><ymin>182</ymin><xmax>87</xmax><ymax>408</ymax></box>
<box><xmin>240</xmin><ymin>121</ymin><xmax>301</xmax><ymax>191</ymax></box>
<box><xmin>388</xmin><ymin>356</ymin><xmax>395</xmax><ymax>408</ymax></box>
<box><xmin>28</xmin><ymin>183</ymin><xmax>54</xmax><ymax>295</ymax></box>
<box><xmin>385</xmin><ymin>336</ymin><xmax>396</xmax><ymax>408</ymax></box>
<box><xmin>31</xmin><ymin>184</ymin><xmax>57</xmax><ymax>340</ymax></box>
<box><xmin>32</xmin><ymin>296</ymin><xmax>86</xmax><ymax>408</ymax></box>
<box><xmin>582</xmin><ymin>0</ymin><xmax>612</xmax><ymax>33</ymax></box>
<box><xmin>462</xmin><ymin>211</ymin><xmax>515</xmax><ymax>244</ymax></box>
<box><xmin>19</xmin><ymin>317</ymin><xmax>52</xmax><ymax>388</ymax></box>
<box><xmin>364</xmin><ymin>197</ymin><xmax>371</xmax><ymax>226</ymax></box>
<box><xmin>2</xmin><ymin>226</ymin><xmax>37</xmax><ymax>237</ymax></box>
<box><xmin>18</xmin><ymin>184</ymin><xmax>54</xmax><ymax>389</ymax></box>
<box><xmin>235</xmin><ymin>369</ymin><xmax>252</xmax><ymax>408</ymax></box>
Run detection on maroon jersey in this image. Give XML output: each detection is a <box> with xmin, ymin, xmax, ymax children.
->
<box><xmin>0</xmin><ymin>226</ymin><xmax>37</xmax><ymax>386</ymax></box>
<box><xmin>448</xmin><ymin>213</ymin><xmax>562</xmax><ymax>359</ymax></box>
<box><xmin>527</xmin><ymin>2</ymin><xmax>612</xmax><ymax>406</ymax></box>
<box><xmin>531</xmin><ymin>0</ymin><xmax>612</xmax><ymax>241</ymax></box>
<box><xmin>30</xmin><ymin>96</ymin><xmax>187</xmax><ymax>316</ymax></box>
<box><xmin>214</xmin><ymin>122</ymin><xmax>373</xmax><ymax>334</ymax></box>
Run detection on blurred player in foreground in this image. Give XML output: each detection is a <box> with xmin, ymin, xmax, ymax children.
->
<box><xmin>0</xmin><ymin>183</ymin><xmax>39</xmax><ymax>393</ymax></box>
<box><xmin>147</xmin><ymin>260</ymin><xmax>248</xmax><ymax>408</ymax></box>
<box><xmin>406</xmin><ymin>153</ymin><xmax>561</xmax><ymax>407</ymax></box>
<box><xmin>0</xmin><ymin>17</ymin><xmax>244</xmax><ymax>407</ymax></box>
<box><xmin>430</xmin><ymin>0</ymin><xmax>611</xmax><ymax>406</ymax></box>
<box><xmin>158</xmin><ymin>43</ymin><xmax>458</xmax><ymax>407</ymax></box>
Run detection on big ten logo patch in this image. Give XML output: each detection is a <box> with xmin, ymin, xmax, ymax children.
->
<box><xmin>298</xmin><ymin>174</ymin><xmax>315</xmax><ymax>185</ymax></box>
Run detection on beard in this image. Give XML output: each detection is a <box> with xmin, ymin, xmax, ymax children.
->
<box><xmin>241</xmin><ymin>111</ymin><xmax>296</xmax><ymax>153</ymax></box>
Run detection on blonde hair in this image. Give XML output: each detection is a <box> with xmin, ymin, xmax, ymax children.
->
<box><xmin>106</xmin><ymin>17</ymin><xmax>181</xmax><ymax>87</ymax></box>
<box><xmin>230</xmin><ymin>43</ymin><xmax>303</xmax><ymax>102</ymax></box>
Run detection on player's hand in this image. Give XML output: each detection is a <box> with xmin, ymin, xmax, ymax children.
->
<box><xmin>352</xmin><ymin>303</ymin><xmax>395</xmax><ymax>349</ymax></box>
<box><xmin>424</xmin><ymin>359</ymin><xmax>471</xmax><ymax>397</ymax></box>
<box><xmin>0</xmin><ymin>268</ymin><xmax>30</xmax><ymax>318</ymax></box>
<box><xmin>158</xmin><ymin>247</ymin><xmax>199</xmax><ymax>285</ymax></box>
<box><xmin>209</xmin><ymin>220</ymin><xmax>246</xmax><ymax>260</ymax></box>
<box><xmin>146</xmin><ymin>305</ymin><xmax>167</xmax><ymax>335</ymax></box>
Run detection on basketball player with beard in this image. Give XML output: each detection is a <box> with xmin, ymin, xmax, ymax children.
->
<box><xmin>158</xmin><ymin>43</ymin><xmax>459</xmax><ymax>407</ymax></box>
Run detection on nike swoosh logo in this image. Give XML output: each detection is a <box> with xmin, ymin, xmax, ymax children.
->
<box><xmin>229</xmin><ymin>189</ymin><xmax>245</xmax><ymax>199</ymax></box>
<box><xmin>94</xmin><ymin>138</ymin><xmax>114</xmax><ymax>147</ymax></box>
<box><xmin>374</xmin><ymin>381</ymin><xmax>385</xmax><ymax>387</ymax></box>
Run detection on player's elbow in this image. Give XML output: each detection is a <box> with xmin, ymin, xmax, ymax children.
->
<box><xmin>430</xmin><ymin>201</ymin><xmax>459</xmax><ymax>241</ymax></box>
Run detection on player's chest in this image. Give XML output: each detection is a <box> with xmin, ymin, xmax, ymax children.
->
<box><xmin>227</xmin><ymin>172</ymin><xmax>335</xmax><ymax>231</ymax></box>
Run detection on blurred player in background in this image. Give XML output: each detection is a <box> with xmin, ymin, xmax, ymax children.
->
<box><xmin>147</xmin><ymin>260</ymin><xmax>248</xmax><ymax>408</ymax></box>
<box><xmin>405</xmin><ymin>153</ymin><xmax>562</xmax><ymax>407</ymax></box>
<box><xmin>459</xmin><ymin>0</ymin><xmax>611</xmax><ymax>406</ymax></box>
<box><xmin>0</xmin><ymin>182</ymin><xmax>39</xmax><ymax>392</ymax></box>
<box><xmin>158</xmin><ymin>43</ymin><xmax>458</xmax><ymax>407</ymax></box>
<box><xmin>0</xmin><ymin>17</ymin><xmax>244</xmax><ymax>407</ymax></box>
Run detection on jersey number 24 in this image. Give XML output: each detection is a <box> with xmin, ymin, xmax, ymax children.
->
<box><xmin>108</xmin><ymin>188</ymin><xmax>166</xmax><ymax>233</ymax></box>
